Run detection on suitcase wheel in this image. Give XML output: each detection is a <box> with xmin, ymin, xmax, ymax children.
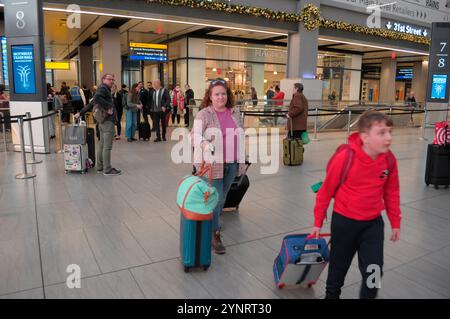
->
<box><xmin>307</xmin><ymin>284</ymin><xmax>313</xmax><ymax>288</ymax></box>
<box><xmin>426</xmin><ymin>183</ymin><xmax>430</xmax><ymax>187</ymax></box>
<box><xmin>434</xmin><ymin>185</ymin><xmax>439</xmax><ymax>190</ymax></box>
<box><xmin>184</xmin><ymin>266</ymin><xmax>189</xmax><ymax>273</ymax></box>
<box><xmin>445</xmin><ymin>185</ymin><xmax>449</xmax><ymax>189</ymax></box>
<box><xmin>203</xmin><ymin>266</ymin><xmax>209</xmax><ymax>271</ymax></box>
<box><xmin>278</xmin><ymin>283</ymin><xmax>286</xmax><ymax>290</ymax></box>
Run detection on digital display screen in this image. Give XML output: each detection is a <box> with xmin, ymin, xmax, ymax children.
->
<box><xmin>430</xmin><ymin>74</ymin><xmax>448</xmax><ymax>100</ymax></box>
<box><xmin>11</xmin><ymin>44</ymin><xmax>36</xmax><ymax>94</ymax></box>
<box><xmin>1</xmin><ymin>37</ymin><xmax>8</xmax><ymax>87</ymax></box>
<box><xmin>129</xmin><ymin>45</ymin><xmax>167</xmax><ymax>62</ymax></box>
<box><xmin>396</xmin><ymin>68</ymin><xmax>413</xmax><ymax>80</ymax></box>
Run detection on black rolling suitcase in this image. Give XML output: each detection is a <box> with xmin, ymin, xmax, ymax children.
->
<box><xmin>86</xmin><ymin>127</ymin><xmax>96</xmax><ymax>167</ymax></box>
<box><xmin>138</xmin><ymin>121</ymin><xmax>151</xmax><ymax>141</ymax></box>
<box><xmin>223</xmin><ymin>161</ymin><xmax>251</xmax><ymax>213</ymax></box>
<box><xmin>425</xmin><ymin>144</ymin><xmax>450</xmax><ymax>189</ymax></box>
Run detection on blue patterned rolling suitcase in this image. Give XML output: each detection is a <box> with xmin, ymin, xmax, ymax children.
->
<box><xmin>273</xmin><ymin>233</ymin><xmax>330</xmax><ymax>289</ymax></box>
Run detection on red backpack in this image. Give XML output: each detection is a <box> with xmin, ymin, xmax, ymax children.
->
<box><xmin>327</xmin><ymin>144</ymin><xmax>396</xmax><ymax>191</ymax></box>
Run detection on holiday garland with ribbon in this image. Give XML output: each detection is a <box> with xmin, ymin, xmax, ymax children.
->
<box><xmin>146</xmin><ymin>0</ymin><xmax>430</xmax><ymax>45</ymax></box>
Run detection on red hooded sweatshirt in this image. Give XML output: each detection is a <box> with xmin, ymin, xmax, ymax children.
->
<box><xmin>314</xmin><ymin>132</ymin><xmax>402</xmax><ymax>229</ymax></box>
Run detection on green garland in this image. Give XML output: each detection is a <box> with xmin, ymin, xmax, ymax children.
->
<box><xmin>146</xmin><ymin>0</ymin><xmax>430</xmax><ymax>45</ymax></box>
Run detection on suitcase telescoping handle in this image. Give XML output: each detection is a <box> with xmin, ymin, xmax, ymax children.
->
<box><xmin>306</xmin><ymin>233</ymin><xmax>331</xmax><ymax>241</ymax></box>
<box><xmin>289</xmin><ymin>117</ymin><xmax>293</xmax><ymax>139</ymax></box>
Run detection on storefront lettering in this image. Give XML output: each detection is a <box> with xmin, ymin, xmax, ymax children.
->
<box><xmin>254</xmin><ymin>49</ymin><xmax>286</xmax><ymax>60</ymax></box>
<box><xmin>426</xmin><ymin>0</ymin><xmax>440</xmax><ymax>10</ymax></box>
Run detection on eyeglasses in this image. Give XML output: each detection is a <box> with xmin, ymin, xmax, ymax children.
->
<box><xmin>211</xmin><ymin>79</ymin><xmax>226</xmax><ymax>85</ymax></box>
<box><xmin>105</xmin><ymin>78</ymin><xmax>115</xmax><ymax>81</ymax></box>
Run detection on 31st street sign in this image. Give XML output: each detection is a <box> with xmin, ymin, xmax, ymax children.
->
<box><xmin>385</xmin><ymin>21</ymin><xmax>429</xmax><ymax>37</ymax></box>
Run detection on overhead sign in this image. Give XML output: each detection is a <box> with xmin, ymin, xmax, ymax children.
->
<box><xmin>396</xmin><ymin>68</ymin><xmax>413</xmax><ymax>80</ymax></box>
<box><xmin>11</xmin><ymin>44</ymin><xmax>36</xmax><ymax>94</ymax></box>
<box><xmin>323</xmin><ymin>0</ymin><xmax>450</xmax><ymax>23</ymax></box>
<box><xmin>385</xmin><ymin>21</ymin><xmax>429</xmax><ymax>37</ymax></box>
<box><xmin>45</xmin><ymin>61</ymin><xmax>70</xmax><ymax>70</ymax></box>
<box><xmin>129</xmin><ymin>42</ymin><xmax>168</xmax><ymax>61</ymax></box>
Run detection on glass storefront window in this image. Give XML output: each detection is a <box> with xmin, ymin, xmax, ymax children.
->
<box><xmin>168</xmin><ymin>38</ymin><xmax>187</xmax><ymax>60</ymax></box>
<box><xmin>205</xmin><ymin>40</ymin><xmax>287</xmax><ymax>65</ymax></box>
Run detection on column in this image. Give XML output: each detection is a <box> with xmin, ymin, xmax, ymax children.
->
<box><xmin>287</xmin><ymin>0</ymin><xmax>319</xmax><ymax>79</ymax></box>
<box><xmin>283</xmin><ymin>0</ymin><xmax>322</xmax><ymax>100</ymax></box>
<box><xmin>380</xmin><ymin>58</ymin><xmax>397</xmax><ymax>103</ymax></box>
<box><xmin>344</xmin><ymin>55</ymin><xmax>362</xmax><ymax>101</ymax></box>
<box><xmin>98</xmin><ymin>28</ymin><xmax>122</xmax><ymax>87</ymax></box>
<box><xmin>5</xmin><ymin>0</ymin><xmax>50</xmax><ymax>153</ymax></box>
<box><xmin>78</xmin><ymin>46</ymin><xmax>94</xmax><ymax>89</ymax></box>
<box><xmin>412</xmin><ymin>61</ymin><xmax>428</xmax><ymax>103</ymax></box>
<box><xmin>251</xmin><ymin>63</ymin><xmax>265</xmax><ymax>101</ymax></box>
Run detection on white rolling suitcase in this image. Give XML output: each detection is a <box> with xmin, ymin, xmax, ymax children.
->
<box><xmin>64</xmin><ymin>120</ymin><xmax>89</xmax><ymax>174</ymax></box>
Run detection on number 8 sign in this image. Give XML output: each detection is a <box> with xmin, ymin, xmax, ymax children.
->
<box><xmin>16</xmin><ymin>11</ymin><xmax>26</xmax><ymax>29</ymax></box>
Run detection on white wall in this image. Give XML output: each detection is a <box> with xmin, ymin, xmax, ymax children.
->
<box><xmin>281</xmin><ymin>78</ymin><xmax>323</xmax><ymax>101</ymax></box>
<box><xmin>188</xmin><ymin>38</ymin><xmax>206</xmax><ymax>103</ymax></box>
<box><xmin>53</xmin><ymin>61</ymin><xmax>79</xmax><ymax>90</ymax></box>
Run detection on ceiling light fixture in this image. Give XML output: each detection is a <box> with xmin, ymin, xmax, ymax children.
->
<box><xmin>319</xmin><ymin>38</ymin><xmax>429</xmax><ymax>56</ymax></box>
<box><xmin>42</xmin><ymin>6</ymin><xmax>288</xmax><ymax>37</ymax></box>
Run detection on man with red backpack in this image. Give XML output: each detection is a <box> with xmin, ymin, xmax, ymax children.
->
<box><xmin>311</xmin><ymin>110</ymin><xmax>402</xmax><ymax>299</ymax></box>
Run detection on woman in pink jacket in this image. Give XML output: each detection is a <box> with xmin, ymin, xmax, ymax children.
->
<box><xmin>191</xmin><ymin>79</ymin><xmax>246</xmax><ymax>254</ymax></box>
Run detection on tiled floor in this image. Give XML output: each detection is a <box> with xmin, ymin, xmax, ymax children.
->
<box><xmin>0</xmin><ymin>126</ymin><xmax>449</xmax><ymax>299</ymax></box>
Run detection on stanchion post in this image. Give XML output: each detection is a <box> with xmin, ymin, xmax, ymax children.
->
<box><xmin>15</xmin><ymin>116</ymin><xmax>36</xmax><ymax>179</ymax></box>
<box><xmin>420</xmin><ymin>105</ymin><xmax>428</xmax><ymax>141</ymax></box>
<box><xmin>347</xmin><ymin>109</ymin><xmax>352</xmax><ymax>139</ymax></box>
<box><xmin>57</xmin><ymin>109</ymin><xmax>64</xmax><ymax>154</ymax></box>
<box><xmin>312</xmin><ymin>107</ymin><xmax>319</xmax><ymax>141</ymax></box>
<box><xmin>1</xmin><ymin>112</ymin><xmax>6</xmax><ymax>152</ymax></box>
<box><xmin>25</xmin><ymin>112</ymin><xmax>43</xmax><ymax>164</ymax></box>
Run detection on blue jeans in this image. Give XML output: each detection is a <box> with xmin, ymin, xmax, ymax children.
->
<box><xmin>211</xmin><ymin>163</ymin><xmax>239</xmax><ymax>232</ymax></box>
<box><xmin>125</xmin><ymin>110</ymin><xmax>137</xmax><ymax>139</ymax></box>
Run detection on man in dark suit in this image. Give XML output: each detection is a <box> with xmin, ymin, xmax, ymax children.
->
<box><xmin>152</xmin><ymin>79</ymin><xmax>171</xmax><ymax>142</ymax></box>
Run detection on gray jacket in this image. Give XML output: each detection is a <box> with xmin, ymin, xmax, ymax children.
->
<box><xmin>93</xmin><ymin>84</ymin><xmax>117</xmax><ymax>123</ymax></box>
<box><xmin>152</xmin><ymin>88</ymin><xmax>171</xmax><ymax>112</ymax></box>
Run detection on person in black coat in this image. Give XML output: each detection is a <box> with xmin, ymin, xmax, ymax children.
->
<box><xmin>146</xmin><ymin>81</ymin><xmax>155</xmax><ymax>130</ymax></box>
<box><xmin>184</xmin><ymin>84</ymin><xmax>194</xmax><ymax>127</ymax></box>
<box><xmin>137</xmin><ymin>81</ymin><xmax>149</xmax><ymax>125</ymax></box>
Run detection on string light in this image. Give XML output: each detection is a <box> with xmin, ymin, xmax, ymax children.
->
<box><xmin>146</xmin><ymin>1</ymin><xmax>429</xmax><ymax>45</ymax></box>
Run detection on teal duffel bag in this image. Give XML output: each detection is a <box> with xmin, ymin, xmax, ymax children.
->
<box><xmin>177</xmin><ymin>164</ymin><xmax>219</xmax><ymax>220</ymax></box>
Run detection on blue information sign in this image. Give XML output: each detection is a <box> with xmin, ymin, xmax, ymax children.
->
<box><xmin>430</xmin><ymin>74</ymin><xmax>448</xmax><ymax>100</ymax></box>
<box><xmin>11</xmin><ymin>44</ymin><xmax>36</xmax><ymax>94</ymax></box>
<box><xmin>129</xmin><ymin>47</ymin><xmax>167</xmax><ymax>62</ymax></box>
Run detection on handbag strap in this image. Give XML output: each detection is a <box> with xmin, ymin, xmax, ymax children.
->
<box><xmin>195</xmin><ymin>163</ymin><xmax>213</xmax><ymax>186</ymax></box>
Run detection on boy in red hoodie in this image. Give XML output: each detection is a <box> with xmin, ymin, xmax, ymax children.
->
<box><xmin>311</xmin><ymin>111</ymin><xmax>401</xmax><ymax>299</ymax></box>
